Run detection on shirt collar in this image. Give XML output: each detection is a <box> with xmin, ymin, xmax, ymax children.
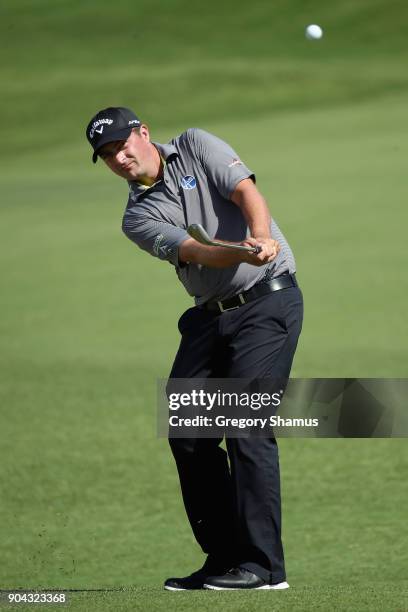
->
<box><xmin>152</xmin><ymin>141</ymin><xmax>178</xmax><ymax>161</ymax></box>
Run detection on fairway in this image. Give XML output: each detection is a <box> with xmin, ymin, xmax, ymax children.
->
<box><xmin>1</xmin><ymin>0</ymin><xmax>407</xmax><ymax>610</ymax></box>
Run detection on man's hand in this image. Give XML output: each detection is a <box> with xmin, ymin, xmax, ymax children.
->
<box><xmin>241</xmin><ymin>237</ymin><xmax>280</xmax><ymax>266</ymax></box>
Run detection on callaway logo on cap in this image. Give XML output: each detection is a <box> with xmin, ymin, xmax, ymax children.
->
<box><xmin>85</xmin><ymin>107</ymin><xmax>141</xmax><ymax>163</ymax></box>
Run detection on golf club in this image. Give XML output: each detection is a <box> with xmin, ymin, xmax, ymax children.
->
<box><xmin>187</xmin><ymin>224</ymin><xmax>262</xmax><ymax>254</ymax></box>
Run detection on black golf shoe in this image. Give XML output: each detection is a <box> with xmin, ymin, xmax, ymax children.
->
<box><xmin>164</xmin><ymin>556</ymin><xmax>237</xmax><ymax>591</ymax></box>
<box><xmin>203</xmin><ymin>567</ymin><xmax>290</xmax><ymax>590</ymax></box>
<box><xmin>164</xmin><ymin>568</ymin><xmax>211</xmax><ymax>591</ymax></box>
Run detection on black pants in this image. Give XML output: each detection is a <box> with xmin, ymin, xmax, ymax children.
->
<box><xmin>168</xmin><ymin>285</ymin><xmax>303</xmax><ymax>583</ymax></box>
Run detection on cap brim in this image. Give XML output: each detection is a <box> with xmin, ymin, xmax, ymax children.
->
<box><xmin>92</xmin><ymin>126</ymin><xmax>133</xmax><ymax>163</ymax></box>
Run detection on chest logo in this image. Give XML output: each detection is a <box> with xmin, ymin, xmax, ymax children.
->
<box><xmin>180</xmin><ymin>175</ymin><xmax>197</xmax><ymax>190</ymax></box>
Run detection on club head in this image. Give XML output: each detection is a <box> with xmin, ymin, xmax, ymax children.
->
<box><xmin>187</xmin><ymin>223</ymin><xmax>213</xmax><ymax>246</ymax></box>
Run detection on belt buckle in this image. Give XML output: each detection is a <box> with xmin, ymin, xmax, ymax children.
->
<box><xmin>217</xmin><ymin>293</ymin><xmax>246</xmax><ymax>313</ymax></box>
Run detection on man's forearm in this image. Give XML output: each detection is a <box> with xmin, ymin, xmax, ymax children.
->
<box><xmin>230</xmin><ymin>178</ymin><xmax>271</xmax><ymax>238</ymax></box>
<box><xmin>179</xmin><ymin>239</ymin><xmax>246</xmax><ymax>268</ymax></box>
<box><xmin>179</xmin><ymin>235</ymin><xmax>278</xmax><ymax>269</ymax></box>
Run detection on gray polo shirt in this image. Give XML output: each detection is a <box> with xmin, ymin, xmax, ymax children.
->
<box><xmin>122</xmin><ymin>128</ymin><xmax>296</xmax><ymax>305</ymax></box>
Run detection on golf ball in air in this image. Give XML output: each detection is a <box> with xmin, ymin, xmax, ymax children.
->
<box><xmin>305</xmin><ymin>24</ymin><xmax>323</xmax><ymax>40</ymax></box>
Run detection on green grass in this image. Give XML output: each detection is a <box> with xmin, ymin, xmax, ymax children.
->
<box><xmin>4</xmin><ymin>583</ymin><xmax>405</xmax><ymax>612</ymax></box>
<box><xmin>1</xmin><ymin>0</ymin><xmax>407</xmax><ymax>610</ymax></box>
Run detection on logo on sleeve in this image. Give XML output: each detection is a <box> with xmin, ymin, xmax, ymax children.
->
<box><xmin>180</xmin><ymin>175</ymin><xmax>197</xmax><ymax>190</ymax></box>
<box><xmin>153</xmin><ymin>233</ymin><xmax>165</xmax><ymax>256</ymax></box>
<box><xmin>228</xmin><ymin>158</ymin><xmax>243</xmax><ymax>168</ymax></box>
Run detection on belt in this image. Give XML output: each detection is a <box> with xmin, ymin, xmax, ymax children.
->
<box><xmin>203</xmin><ymin>273</ymin><xmax>298</xmax><ymax>313</ymax></box>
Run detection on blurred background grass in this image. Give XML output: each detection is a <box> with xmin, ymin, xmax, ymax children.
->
<box><xmin>1</xmin><ymin>0</ymin><xmax>407</xmax><ymax>610</ymax></box>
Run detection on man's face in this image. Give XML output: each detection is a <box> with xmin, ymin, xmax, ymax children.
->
<box><xmin>98</xmin><ymin>127</ymin><xmax>157</xmax><ymax>182</ymax></box>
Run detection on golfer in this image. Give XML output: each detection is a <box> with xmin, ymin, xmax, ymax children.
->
<box><xmin>86</xmin><ymin>107</ymin><xmax>303</xmax><ymax>591</ymax></box>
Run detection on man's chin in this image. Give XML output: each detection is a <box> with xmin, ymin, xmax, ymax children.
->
<box><xmin>129</xmin><ymin>166</ymin><xmax>144</xmax><ymax>179</ymax></box>
<box><xmin>120</xmin><ymin>167</ymin><xmax>137</xmax><ymax>180</ymax></box>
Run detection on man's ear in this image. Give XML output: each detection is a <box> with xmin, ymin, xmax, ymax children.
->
<box><xmin>138</xmin><ymin>124</ymin><xmax>150</xmax><ymax>142</ymax></box>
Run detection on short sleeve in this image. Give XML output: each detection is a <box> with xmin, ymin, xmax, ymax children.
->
<box><xmin>187</xmin><ymin>128</ymin><xmax>255</xmax><ymax>199</ymax></box>
<box><xmin>122</xmin><ymin>205</ymin><xmax>189</xmax><ymax>266</ymax></box>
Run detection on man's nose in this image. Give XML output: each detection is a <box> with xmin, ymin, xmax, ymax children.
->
<box><xmin>116</xmin><ymin>151</ymin><xmax>127</xmax><ymax>164</ymax></box>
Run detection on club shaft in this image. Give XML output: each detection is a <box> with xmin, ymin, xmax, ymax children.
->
<box><xmin>187</xmin><ymin>224</ymin><xmax>261</xmax><ymax>253</ymax></box>
<box><xmin>207</xmin><ymin>239</ymin><xmax>260</xmax><ymax>253</ymax></box>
